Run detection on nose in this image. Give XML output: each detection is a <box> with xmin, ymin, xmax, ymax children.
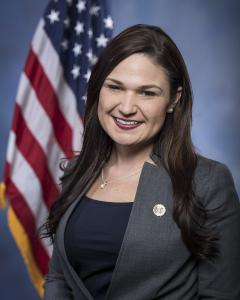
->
<box><xmin>118</xmin><ymin>91</ymin><xmax>137</xmax><ymax>116</ymax></box>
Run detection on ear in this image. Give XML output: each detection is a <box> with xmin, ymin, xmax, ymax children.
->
<box><xmin>167</xmin><ymin>87</ymin><xmax>182</xmax><ymax>113</ymax></box>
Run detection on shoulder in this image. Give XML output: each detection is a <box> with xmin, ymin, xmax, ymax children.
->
<box><xmin>195</xmin><ymin>154</ymin><xmax>231</xmax><ymax>176</ymax></box>
<box><xmin>194</xmin><ymin>154</ymin><xmax>239</xmax><ymax>209</ymax></box>
<box><xmin>194</xmin><ymin>154</ymin><xmax>234</xmax><ymax>185</ymax></box>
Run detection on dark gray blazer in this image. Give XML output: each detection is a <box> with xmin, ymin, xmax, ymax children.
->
<box><xmin>43</xmin><ymin>154</ymin><xmax>240</xmax><ymax>300</ymax></box>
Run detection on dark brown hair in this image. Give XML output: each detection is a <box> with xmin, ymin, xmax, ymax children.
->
<box><xmin>40</xmin><ymin>24</ymin><xmax>219</xmax><ymax>260</ymax></box>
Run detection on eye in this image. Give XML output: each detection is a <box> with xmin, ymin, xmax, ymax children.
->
<box><xmin>106</xmin><ymin>84</ymin><xmax>121</xmax><ymax>91</ymax></box>
<box><xmin>140</xmin><ymin>90</ymin><xmax>157</xmax><ymax>97</ymax></box>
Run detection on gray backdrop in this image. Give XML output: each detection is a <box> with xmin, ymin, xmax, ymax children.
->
<box><xmin>0</xmin><ymin>1</ymin><xmax>239</xmax><ymax>299</ymax></box>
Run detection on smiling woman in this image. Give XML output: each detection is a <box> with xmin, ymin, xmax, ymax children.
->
<box><xmin>40</xmin><ymin>24</ymin><xmax>240</xmax><ymax>300</ymax></box>
<box><xmin>98</xmin><ymin>53</ymin><xmax>181</xmax><ymax>150</ymax></box>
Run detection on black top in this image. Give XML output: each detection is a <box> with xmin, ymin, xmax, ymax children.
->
<box><xmin>65</xmin><ymin>195</ymin><xmax>133</xmax><ymax>300</ymax></box>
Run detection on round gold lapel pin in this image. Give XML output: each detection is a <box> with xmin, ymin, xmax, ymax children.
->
<box><xmin>153</xmin><ymin>204</ymin><xmax>166</xmax><ymax>217</ymax></box>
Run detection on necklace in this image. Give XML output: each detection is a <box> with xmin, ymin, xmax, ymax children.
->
<box><xmin>100</xmin><ymin>164</ymin><xmax>143</xmax><ymax>189</ymax></box>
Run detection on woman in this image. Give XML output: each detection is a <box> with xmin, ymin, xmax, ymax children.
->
<box><xmin>42</xmin><ymin>24</ymin><xmax>240</xmax><ymax>299</ymax></box>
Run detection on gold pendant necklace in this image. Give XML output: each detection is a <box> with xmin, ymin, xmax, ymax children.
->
<box><xmin>100</xmin><ymin>165</ymin><xmax>143</xmax><ymax>189</ymax></box>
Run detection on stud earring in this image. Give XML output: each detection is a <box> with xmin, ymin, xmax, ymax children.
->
<box><xmin>167</xmin><ymin>107</ymin><xmax>174</xmax><ymax>113</ymax></box>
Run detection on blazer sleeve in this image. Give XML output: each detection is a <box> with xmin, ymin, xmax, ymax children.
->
<box><xmin>43</xmin><ymin>243</ymin><xmax>73</xmax><ymax>300</ymax></box>
<box><xmin>198</xmin><ymin>162</ymin><xmax>240</xmax><ymax>299</ymax></box>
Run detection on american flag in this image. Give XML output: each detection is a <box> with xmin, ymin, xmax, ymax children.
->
<box><xmin>1</xmin><ymin>0</ymin><xmax>113</xmax><ymax>297</ymax></box>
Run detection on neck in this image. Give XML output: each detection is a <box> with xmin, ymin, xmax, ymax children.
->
<box><xmin>108</xmin><ymin>143</ymin><xmax>154</xmax><ymax>170</ymax></box>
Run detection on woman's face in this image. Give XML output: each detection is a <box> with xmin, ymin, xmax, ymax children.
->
<box><xmin>98</xmin><ymin>53</ymin><xmax>174</xmax><ymax>151</ymax></box>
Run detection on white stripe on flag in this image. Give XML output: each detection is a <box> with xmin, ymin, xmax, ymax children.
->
<box><xmin>6</xmin><ymin>129</ymin><xmax>16</xmax><ymax>165</ymax></box>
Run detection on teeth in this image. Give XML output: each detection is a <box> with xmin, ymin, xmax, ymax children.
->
<box><xmin>115</xmin><ymin>118</ymin><xmax>140</xmax><ymax>125</ymax></box>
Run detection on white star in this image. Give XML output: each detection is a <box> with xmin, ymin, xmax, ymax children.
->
<box><xmin>82</xmin><ymin>95</ymin><xmax>87</xmax><ymax>103</ymax></box>
<box><xmin>64</xmin><ymin>18</ymin><xmax>70</xmax><ymax>28</ymax></box>
<box><xmin>91</xmin><ymin>55</ymin><xmax>98</xmax><ymax>65</ymax></box>
<box><xmin>86</xmin><ymin>49</ymin><xmax>98</xmax><ymax>65</ymax></box>
<box><xmin>84</xmin><ymin>69</ymin><xmax>91</xmax><ymax>82</ymax></box>
<box><xmin>75</xmin><ymin>21</ymin><xmax>84</xmax><ymax>35</ymax></box>
<box><xmin>103</xmin><ymin>16</ymin><xmax>113</xmax><ymax>29</ymax></box>
<box><xmin>88</xmin><ymin>29</ymin><xmax>93</xmax><ymax>38</ymax></box>
<box><xmin>90</xmin><ymin>5</ymin><xmax>100</xmax><ymax>16</ymax></box>
<box><xmin>72</xmin><ymin>43</ymin><xmax>82</xmax><ymax>57</ymax></box>
<box><xmin>47</xmin><ymin>10</ymin><xmax>60</xmax><ymax>24</ymax></box>
<box><xmin>71</xmin><ymin>65</ymin><xmax>80</xmax><ymax>79</ymax></box>
<box><xmin>96</xmin><ymin>33</ymin><xmax>108</xmax><ymax>47</ymax></box>
<box><xmin>86</xmin><ymin>49</ymin><xmax>93</xmax><ymax>60</ymax></box>
<box><xmin>61</xmin><ymin>39</ymin><xmax>69</xmax><ymax>51</ymax></box>
<box><xmin>66</xmin><ymin>0</ymin><xmax>72</xmax><ymax>5</ymax></box>
<box><xmin>76</xmin><ymin>0</ymin><xmax>86</xmax><ymax>13</ymax></box>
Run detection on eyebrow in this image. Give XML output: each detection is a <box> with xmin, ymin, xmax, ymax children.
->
<box><xmin>105</xmin><ymin>78</ymin><xmax>163</xmax><ymax>92</ymax></box>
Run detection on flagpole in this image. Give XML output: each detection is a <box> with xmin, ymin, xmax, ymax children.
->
<box><xmin>0</xmin><ymin>182</ymin><xmax>6</xmax><ymax>208</ymax></box>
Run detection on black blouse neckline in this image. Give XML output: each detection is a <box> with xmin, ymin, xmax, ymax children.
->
<box><xmin>84</xmin><ymin>195</ymin><xmax>134</xmax><ymax>205</ymax></box>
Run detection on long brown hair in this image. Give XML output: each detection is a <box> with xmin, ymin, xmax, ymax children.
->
<box><xmin>40</xmin><ymin>24</ymin><xmax>219</xmax><ymax>260</ymax></box>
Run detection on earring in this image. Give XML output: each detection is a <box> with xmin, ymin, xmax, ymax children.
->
<box><xmin>167</xmin><ymin>108</ymin><xmax>174</xmax><ymax>113</ymax></box>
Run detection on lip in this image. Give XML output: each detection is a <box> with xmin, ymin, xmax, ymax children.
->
<box><xmin>112</xmin><ymin>116</ymin><xmax>143</xmax><ymax>130</ymax></box>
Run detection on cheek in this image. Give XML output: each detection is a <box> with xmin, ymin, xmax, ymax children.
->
<box><xmin>97</xmin><ymin>90</ymin><xmax>106</xmax><ymax>116</ymax></box>
<box><xmin>97</xmin><ymin>90</ymin><xmax>111</xmax><ymax>127</ymax></box>
<box><xmin>97</xmin><ymin>100</ymin><xmax>104</xmax><ymax>125</ymax></box>
<box><xmin>147</xmin><ymin>106</ymin><xmax>168</xmax><ymax>130</ymax></box>
<box><xmin>98</xmin><ymin>89</ymin><xmax>111</xmax><ymax>112</ymax></box>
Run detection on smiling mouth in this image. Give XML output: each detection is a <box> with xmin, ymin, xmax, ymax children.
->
<box><xmin>113</xmin><ymin>116</ymin><xmax>143</xmax><ymax>124</ymax></box>
<box><xmin>112</xmin><ymin>116</ymin><xmax>143</xmax><ymax>129</ymax></box>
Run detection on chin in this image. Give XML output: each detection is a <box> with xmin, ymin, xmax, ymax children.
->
<box><xmin>113</xmin><ymin>140</ymin><xmax>138</xmax><ymax>146</ymax></box>
<box><xmin>113</xmin><ymin>137</ymin><xmax>147</xmax><ymax>148</ymax></box>
<box><xmin>109</xmin><ymin>138</ymin><xmax>136</xmax><ymax>146</ymax></box>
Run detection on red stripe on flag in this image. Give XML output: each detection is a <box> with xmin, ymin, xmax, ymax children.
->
<box><xmin>24</xmin><ymin>48</ymin><xmax>73</xmax><ymax>158</ymax></box>
<box><xmin>7</xmin><ymin>179</ymin><xmax>49</xmax><ymax>275</ymax></box>
<box><xmin>12</xmin><ymin>104</ymin><xmax>59</xmax><ymax>209</ymax></box>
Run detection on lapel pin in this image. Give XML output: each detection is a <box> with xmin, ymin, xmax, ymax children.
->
<box><xmin>153</xmin><ymin>204</ymin><xmax>166</xmax><ymax>217</ymax></box>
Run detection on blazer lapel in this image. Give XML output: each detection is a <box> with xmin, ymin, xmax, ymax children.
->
<box><xmin>104</xmin><ymin>160</ymin><xmax>173</xmax><ymax>300</ymax></box>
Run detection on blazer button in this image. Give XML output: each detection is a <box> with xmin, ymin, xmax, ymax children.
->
<box><xmin>153</xmin><ymin>204</ymin><xmax>166</xmax><ymax>217</ymax></box>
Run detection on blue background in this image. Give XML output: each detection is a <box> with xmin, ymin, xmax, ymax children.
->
<box><xmin>0</xmin><ymin>1</ymin><xmax>239</xmax><ymax>299</ymax></box>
